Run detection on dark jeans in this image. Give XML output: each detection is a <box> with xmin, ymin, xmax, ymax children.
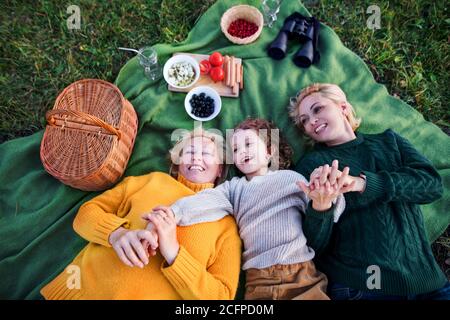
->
<box><xmin>328</xmin><ymin>281</ymin><xmax>450</xmax><ymax>300</ymax></box>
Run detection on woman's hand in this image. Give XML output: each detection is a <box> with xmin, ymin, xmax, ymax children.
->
<box><xmin>309</xmin><ymin>160</ymin><xmax>342</xmax><ymax>189</ymax></box>
<box><xmin>309</xmin><ymin>160</ymin><xmax>364</xmax><ymax>193</ymax></box>
<box><xmin>141</xmin><ymin>221</ymin><xmax>159</xmax><ymax>257</ymax></box>
<box><xmin>297</xmin><ymin>160</ymin><xmax>355</xmax><ymax>211</ymax></box>
<box><xmin>108</xmin><ymin>227</ymin><xmax>158</xmax><ymax>268</ymax></box>
<box><xmin>145</xmin><ymin>208</ymin><xmax>180</xmax><ymax>265</ymax></box>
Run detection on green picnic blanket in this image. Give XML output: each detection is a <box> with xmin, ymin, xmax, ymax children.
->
<box><xmin>0</xmin><ymin>0</ymin><xmax>449</xmax><ymax>299</ymax></box>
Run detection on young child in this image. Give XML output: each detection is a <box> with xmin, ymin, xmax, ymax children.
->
<box><xmin>289</xmin><ymin>82</ymin><xmax>450</xmax><ymax>300</ymax></box>
<box><xmin>145</xmin><ymin>118</ymin><xmax>352</xmax><ymax>300</ymax></box>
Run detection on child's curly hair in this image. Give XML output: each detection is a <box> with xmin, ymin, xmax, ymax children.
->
<box><xmin>233</xmin><ymin>118</ymin><xmax>293</xmax><ymax>170</ymax></box>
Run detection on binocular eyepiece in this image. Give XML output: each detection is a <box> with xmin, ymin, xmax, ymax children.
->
<box><xmin>268</xmin><ymin>12</ymin><xmax>320</xmax><ymax>68</ymax></box>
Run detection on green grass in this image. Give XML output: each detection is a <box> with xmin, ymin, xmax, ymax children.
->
<box><xmin>1</xmin><ymin>0</ymin><xmax>448</xmax><ymax>141</ymax></box>
<box><xmin>0</xmin><ymin>0</ymin><xmax>216</xmax><ymax>142</ymax></box>
<box><xmin>0</xmin><ymin>0</ymin><xmax>448</xmax><ymax>278</ymax></box>
<box><xmin>307</xmin><ymin>0</ymin><xmax>449</xmax><ymax>131</ymax></box>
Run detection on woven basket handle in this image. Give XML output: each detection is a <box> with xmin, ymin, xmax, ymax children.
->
<box><xmin>46</xmin><ymin>109</ymin><xmax>121</xmax><ymax>139</ymax></box>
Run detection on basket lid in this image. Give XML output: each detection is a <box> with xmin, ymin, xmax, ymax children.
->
<box><xmin>54</xmin><ymin>79</ymin><xmax>124</xmax><ymax>125</ymax></box>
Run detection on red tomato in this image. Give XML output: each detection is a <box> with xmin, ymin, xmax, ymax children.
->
<box><xmin>209</xmin><ymin>52</ymin><xmax>224</xmax><ymax>67</ymax></box>
<box><xmin>209</xmin><ymin>67</ymin><xmax>224</xmax><ymax>82</ymax></box>
<box><xmin>199</xmin><ymin>59</ymin><xmax>211</xmax><ymax>75</ymax></box>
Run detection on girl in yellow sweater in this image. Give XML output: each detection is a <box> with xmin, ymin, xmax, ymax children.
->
<box><xmin>40</xmin><ymin>130</ymin><xmax>241</xmax><ymax>300</ymax></box>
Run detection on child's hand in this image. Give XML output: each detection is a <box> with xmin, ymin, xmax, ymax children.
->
<box><xmin>297</xmin><ymin>162</ymin><xmax>355</xmax><ymax>211</ymax></box>
<box><xmin>309</xmin><ymin>160</ymin><xmax>360</xmax><ymax>193</ymax></box>
<box><xmin>145</xmin><ymin>209</ymin><xmax>180</xmax><ymax>265</ymax></box>
<box><xmin>151</xmin><ymin>206</ymin><xmax>175</xmax><ymax>219</ymax></box>
<box><xmin>298</xmin><ymin>180</ymin><xmax>339</xmax><ymax>211</ymax></box>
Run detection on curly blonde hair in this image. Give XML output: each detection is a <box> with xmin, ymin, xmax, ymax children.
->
<box><xmin>288</xmin><ymin>83</ymin><xmax>361</xmax><ymax>132</ymax></box>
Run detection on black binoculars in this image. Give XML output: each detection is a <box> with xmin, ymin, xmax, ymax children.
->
<box><xmin>268</xmin><ymin>12</ymin><xmax>320</xmax><ymax>68</ymax></box>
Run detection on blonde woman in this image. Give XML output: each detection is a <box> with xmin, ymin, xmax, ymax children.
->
<box><xmin>289</xmin><ymin>83</ymin><xmax>449</xmax><ymax>300</ymax></box>
<box><xmin>40</xmin><ymin>130</ymin><xmax>241</xmax><ymax>300</ymax></box>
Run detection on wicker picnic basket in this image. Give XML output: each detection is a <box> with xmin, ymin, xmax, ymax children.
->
<box><xmin>40</xmin><ymin>79</ymin><xmax>138</xmax><ymax>191</ymax></box>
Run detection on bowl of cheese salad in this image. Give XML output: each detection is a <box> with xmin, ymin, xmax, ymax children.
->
<box><xmin>163</xmin><ymin>55</ymin><xmax>200</xmax><ymax>89</ymax></box>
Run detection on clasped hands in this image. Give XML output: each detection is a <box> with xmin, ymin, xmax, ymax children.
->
<box><xmin>297</xmin><ymin>159</ymin><xmax>364</xmax><ymax>211</ymax></box>
<box><xmin>108</xmin><ymin>206</ymin><xmax>178</xmax><ymax>268</ymax></box>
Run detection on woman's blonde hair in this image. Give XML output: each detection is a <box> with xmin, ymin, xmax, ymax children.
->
<box><xmin>168</xmin><ymin>129</ymin><xmax>228</xmax><ymax>186</ymax></box>
<box><xmin>288</xmin><ymin>83</ymin><xmax>361</xmax><ymax>132</ymax></box>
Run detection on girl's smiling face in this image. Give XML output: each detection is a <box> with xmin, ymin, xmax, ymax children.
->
<box><xmin>298</xmin><ymin>93</ymin><xmax>356</xmax><ymax>146</ymax></box>
<box><xmin>232</xmin><ymin>129</ymin><xmax>271</xmax><ymax>179</ymax></box>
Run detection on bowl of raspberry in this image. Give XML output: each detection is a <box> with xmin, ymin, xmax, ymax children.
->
<box><xmin>220</xmin><ymin>5</ymin><xmax>263</xmax><ymax>45</ymax></box>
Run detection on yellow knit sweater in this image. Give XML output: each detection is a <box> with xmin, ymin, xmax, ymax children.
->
<box><xmin>40</xmin><ymin>172</ymin><xmax>241</xmax><ymax>300</ymax></box>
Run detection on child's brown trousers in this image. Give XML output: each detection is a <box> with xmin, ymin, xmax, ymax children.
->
<box><xmin>244</xmin><ymin>260</ymin><xmax>329</xmax><ymax>300</ymax></box>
